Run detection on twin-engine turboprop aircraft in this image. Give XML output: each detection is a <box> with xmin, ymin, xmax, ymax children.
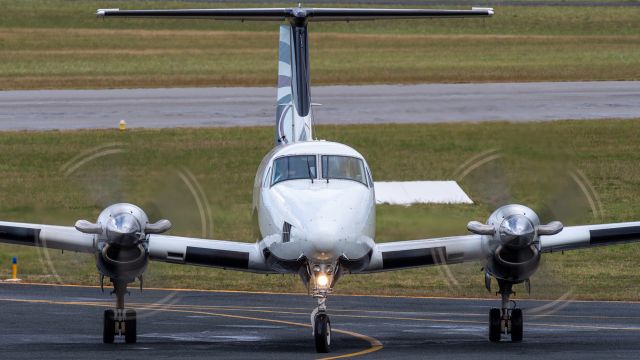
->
<box><xmin>1</xmin><ymin>6</ymin><xmax>640</xmax><ymax>353</ymax></box>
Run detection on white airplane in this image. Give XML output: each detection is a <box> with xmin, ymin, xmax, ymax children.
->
<box><xmin>1</xmin><ymin>5</ymin><xmax>640</xmax><ymax>353</ymax></box>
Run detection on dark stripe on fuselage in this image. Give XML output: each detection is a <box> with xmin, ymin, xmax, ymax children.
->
<box><xmin>382</xmin><ymin>246</ymin><xmax>448</xmax><ymax>270</ymax></box>
<box><xmin>0</xmin><ymin>225</ymin><xmax>40</xmax><ymax>245</ymax></box>
<box><xmin>590</xmin><ymin>226</ymin><xmax>640</xmax><ymax>245</ymax></box>
<box><xmin>185</xmin><ymin>246</ymin><xmax>249</xmax><ymax>269</ymax></box>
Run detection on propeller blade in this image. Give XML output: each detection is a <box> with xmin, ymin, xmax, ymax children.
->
<box><xmin>145</xmin><ymin>219</ymin><xmax>172</xmax><ymax>234</ymax></box>
<box><xmin>75</xmin><ymin>220</ymin><xmax>103</xmax><ymax>234</ymax></box>
<box><xmin>467</xmin><ymin>221</ymin><xmax>495</xmax><ymax>235</ymax></box>
<box><xmin>537</xmin><ymin>221</ymin><xmax>563</xmax><ymax>236</ymax></box>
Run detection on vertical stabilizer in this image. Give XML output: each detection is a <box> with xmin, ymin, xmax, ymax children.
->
<box><xmin>275</xmin><ymin>24</ymin><xmax>314</xmax><ymax>146</ymax></box>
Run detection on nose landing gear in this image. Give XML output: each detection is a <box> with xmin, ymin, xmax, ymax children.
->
<box><xmin>103</xmin><ymin>280</ymin><xmax>137</xmax><ymax>344</ymax></box>
<box><xmin>103</xmin><ymin>308</ymin><xmax>137</xmax><ymax>344</ymax></box>
<box><xmin>489</xmin><ymin>280</ymin><xmax>523</xmax><ymax>342</ymax></box>
<box><xmin>311</xmin><ymin>295</ymin><xmax>331</xmax><ymax>352</ymax></box>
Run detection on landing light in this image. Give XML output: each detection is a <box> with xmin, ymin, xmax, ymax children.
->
<box><xmin>316</xmin><ymin>274</ymin><xmax>329</xmax><ymax>288</ymax></box>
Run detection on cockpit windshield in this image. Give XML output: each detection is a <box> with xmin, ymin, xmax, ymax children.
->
<box><xmin>322</xmin><ymin>155</ymin><xmax>367</xmax><ymax>186</ymax></box>
<box><xmin>272</xmin><ymin>155</ymin><xmax>317</xmax><ymax>185</ymax></box>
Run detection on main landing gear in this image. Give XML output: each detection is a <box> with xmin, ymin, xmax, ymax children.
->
<box><xmin>103</xmin><ymin>280</ymin><xmax>137</xmax><ymax>344</ymax></box>
<box><xmin>489</xmin><ymin>280</ymin><xmax>523</xmax><ymax>342</ymax></box>
<box><xmin>311</xmin><ymin>295</ymin><xmax>331</xmax><ymax>353</ymax></box>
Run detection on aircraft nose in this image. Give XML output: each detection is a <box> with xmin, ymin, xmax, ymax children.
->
<box><xmin>304</xmin><ymin>222</ymin><xmax>341</xmax><ymax>261</ymax></box>
<box><xmin>270</xmin><ymin>181</ymin><xmax>373</xmax><ymax>263</ymax></box>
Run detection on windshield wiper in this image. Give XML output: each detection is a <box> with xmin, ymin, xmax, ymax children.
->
<box><xmin>306</xmin><ymin>156</ymin><xmax>315</xmax><ymax>184</ymax></box>
<box><xmin>325</xmin><ymin>162</ymin><xmax>329</xmax><ymax>183</ymax></box>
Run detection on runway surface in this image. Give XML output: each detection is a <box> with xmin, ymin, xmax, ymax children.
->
<box><xmin>2</xmin><ymin>283</ymin><xmax>640</xmax><ymax>359</ymax></box>
<box><xmin>1</xmin><ymin>82</ymin><xmax>639</xmax><ymax>130</ymax></box>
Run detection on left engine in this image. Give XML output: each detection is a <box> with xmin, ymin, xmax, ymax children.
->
<box><xmin>467</xmin><ymin>204</ymin><xmax>563</xmax><ymax>284</ymax></box>
<box><xmin>467</xmin><ymin>204</ymin><xmax>563</xmax><ymax>342</ymax></box>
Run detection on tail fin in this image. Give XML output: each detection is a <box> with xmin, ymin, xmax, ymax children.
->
<box><xmin>276</xmin><ymin>24</ymin><xmax>313</xmax><ymax>145</ymax></box>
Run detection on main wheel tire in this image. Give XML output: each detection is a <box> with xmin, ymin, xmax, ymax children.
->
<box><xmin>489</xmin><ymin>308</ymin><xmax>502</xmax><ymax>342</ymax></box>
<box><xmin>103</xmin><ymin>309</ymin><xmax>115</xmax><ymax>344</ymax></box>
<box><xmin>314</xmin><ymin>314</ymin><xmax>331</xmax><ymax>353</ymax></box>
<box><xmin>125</xmin><ymin>309</ymin><xmax>137</xmax><ymax>344</ymax></box>
<box><xmin>511</xmin><ymin>308</ymin><xmax>523</xmax><ymax>342</ymax></box>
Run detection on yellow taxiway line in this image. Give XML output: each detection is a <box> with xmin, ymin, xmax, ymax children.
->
<box><xmin>125</xmin><ymin>301</ymin><xmax>640</xmax><ymax>321</ymax></box>
<box><xmin>3</xmin><ymin>295</ymin><xmax>640</xmax><ymax>334</ymax></box>
<box><xmin>6</xmin><ymin>281</ymin><xmax>640</xmax><ymax>304</ymax></box>
<box><xmin>134</xmin><ymin>302</ymin><xmax>640</xmax><ymax>332</ymax></box>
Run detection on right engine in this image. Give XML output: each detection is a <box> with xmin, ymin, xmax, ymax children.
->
<box><xmin>74</xmin><ymin>203</ymin><xmax>172</xmax><ymax>344</ymax></box>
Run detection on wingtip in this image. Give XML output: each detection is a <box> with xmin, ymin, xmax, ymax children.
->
<box><xmin>96</xmin><ymin>8</ymin><xmax>118</xmax><ymax>17</ymax></box>
<box><xmin>472</xmin><ymin>7</ymin><xmax>494</xmax><ymax>16</ymax></box>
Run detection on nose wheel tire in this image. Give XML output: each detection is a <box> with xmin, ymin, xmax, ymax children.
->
<box><xmin>488</xmin><ymin>308</ymin><xmax>501</xmax><ymax>342</ymax></box>
<box><xmin>511</xmin><ymin>308</ymin><xmax>523</xmax><ymax>342</ymax></box>
<box><xmin>103</xmin><ymin>309</ymin><xmax>115</xmax><ymax>344</ymax></box>
<box><xmin>124</xmin><ymin>309</ymin><xmax>137</xmax><ymax>344</ymax></box>
<box><xmin>314</xmin><ymin>313</ymin><xmax>331</xmax><ymax>353</ymax></box>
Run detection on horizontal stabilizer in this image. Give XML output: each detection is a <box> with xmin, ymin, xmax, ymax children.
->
<box><xmin>96</xmin><ymin>7</ymin><xmax>493</xmax><ymax>21</ymax></box>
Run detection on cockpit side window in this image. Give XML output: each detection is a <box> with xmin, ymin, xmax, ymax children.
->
<box><xmin>263</xmin><ymin>166</ymin><xmax>272</xmax><ymax>188</ymax></box>
<box><xmin>271</xmin><ymin>155</ymin><xmax>317</xmax><ymax>185</ymax></box>
<box><xmin>366</xmin><ymin>167</ymin><xmax>374</xmax><ymax>188</ymax></box>
<box><xmin>321</xmin><ymin>155</ymin><xmax>367</xmax><ymax>186</ymax></box>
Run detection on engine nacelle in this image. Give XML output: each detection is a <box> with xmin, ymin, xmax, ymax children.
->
<box><xmin>75</xmin><ymin>203</ymin><xmax>171</xmax><ymax>284</ymax></box>
<box><xmin>468</xmin><ymin>204</ymin><xmax>562</xmax><ymax>284</ymax></box>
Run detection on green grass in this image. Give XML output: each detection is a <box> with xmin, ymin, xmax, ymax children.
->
<box><xmin>1</xmin><ymin>120</ymin><xmax>640</xmax><ymax>300</ymax></box>
<box><xmin>0</xmin><ymin>1</ymin><xmax>639</xmax><ymax>89</ymax></box>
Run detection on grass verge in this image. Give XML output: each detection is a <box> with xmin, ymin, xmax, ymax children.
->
<box><xmin>1</xmin><ymin>120</ymin><xmax>639</xmax><ymax>300</ymax></box>
<box><xmin>1</xmin><ymin>1</ymin><xmax>639</xmax><ymax>89</ymax></box>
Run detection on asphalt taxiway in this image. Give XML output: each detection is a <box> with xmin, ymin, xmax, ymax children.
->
<box><xmin>1</xmin><ymin>81</ymin><xmax>638</xmax><ymax>130</ymax></box>
<box><xmin>2</xmin><ymin>283</ymin><xmax>640</xmax><ymax>359</ymax></box>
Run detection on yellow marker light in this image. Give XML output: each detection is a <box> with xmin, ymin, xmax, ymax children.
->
<box><xmin>119</xmin><ymin>120</ymin><xmax>127</xmax><ymax>131</ymax></box>
<box><xmin>316</xmin><ymin>274</ymin><xmax>329</xmax><ymax>287</ymax></box>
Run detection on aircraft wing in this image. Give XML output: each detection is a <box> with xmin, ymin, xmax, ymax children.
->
<box><xmin>147</xmin><ymin>234</ymin><xmax>272</xmax><ymax>273</ymax></box>
<box><xmin>0</xmin><ymin>220</ymin><xmax>272</xmax><ymax>273</ymax></box>
<box><xmin>539</xmin><ymin>221</ymin><xmax>640</xmax><ymax>252</ymax></box>
<box><xmin>0</xmin><ymin>221</ymin><xmax>96</xmax><ymax>253</ymax></box>
<box><xmin>363</xmin><ymin>234</ymin><xmax>485</xmax><ymax>272</ymax></box>
<box><xmin>362</xmin><ymin>221</ymin><xmax>640</xmax><ymax>273</ymax></box>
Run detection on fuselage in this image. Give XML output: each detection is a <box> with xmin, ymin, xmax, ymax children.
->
<box><xmin>252</xmin><ymin>141</ymin><xmax>376</xmax><ymax>278</ymax></box>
